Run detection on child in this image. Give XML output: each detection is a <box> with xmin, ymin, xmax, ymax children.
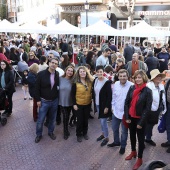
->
<box><xmin>21</xmin><ymin>70</ymin><xmax>31</xmax><ymax>100</ymax></box>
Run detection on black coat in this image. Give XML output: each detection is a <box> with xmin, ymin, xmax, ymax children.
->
<box><xmin>27</xmin><ymin>72</ymin><xmax>37</xmax><ymax>98</ymax></box>
<box><xmin>124</xmin><ymin>85</ymin><xmax>153</xmax><ymax>127</ymax></box>
<box><xmin>123</xmin><ymin>45</ymin><xmax>134</xmax><ymax>63</ymax></box>
<box><xmin>145</xmin><ymin>55</ymin><xmax>160</xmax><ymax>79</ymax></box>
<box><xmin>92</xmin><ymin>78</ymin><xmax>112</xmax><ymax>118</ymax></box>
<box><xmin>0</xmin><ymin>70</ymin><xmax>16</xmax><ymax>94</ymax></box>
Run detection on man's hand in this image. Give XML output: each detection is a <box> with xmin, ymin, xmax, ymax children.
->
<box><xmin>73</xmin><ymin>105</ymin><xmax>78</xmax><ymax>111</ymax></box>
<box><xmin>137</xmin><ymin>125</ymin><xmax>142</xmax><ymax>129</ymax></box>
<box><xmin>104</xmin><ymin>108</ymin><xmax>108</xmax><ymax>114</ymax></box>
<box><xmin>126</xmin><ymin>119</ymin><xmax>131</xmax><ymax>123</ymax></box>
<box><xmin>37</xmin><ymin>101</ymin><xmax>41</xmax><ymax>107</ymax></box>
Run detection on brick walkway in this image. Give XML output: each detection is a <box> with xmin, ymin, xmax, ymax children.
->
<box><xmin>0</xmin><ymin>87</ymin><xmax>169</xmax><ymax>170</ymax></box>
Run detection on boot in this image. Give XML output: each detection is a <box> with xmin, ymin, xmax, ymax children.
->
<box><xmin>133</xmin><ymin>158</ymin><xmax>143</xmax><ymax>170</ymax></box>
<box><xmin>125</xmin><ymin>151</ymin><xmax>137</xmax><ymax>160</ymax></box>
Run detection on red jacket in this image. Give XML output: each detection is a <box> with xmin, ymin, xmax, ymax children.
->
<box><xmin>0</xmin><ymin>53</ymin><xmax>10</xmax><ymax>63</ymax></box>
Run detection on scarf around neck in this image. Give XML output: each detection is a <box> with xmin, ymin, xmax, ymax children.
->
<box><xmin>129</xmin><ymin>83</ymin><xmax>146</xmax><ymax>118</ymax></box>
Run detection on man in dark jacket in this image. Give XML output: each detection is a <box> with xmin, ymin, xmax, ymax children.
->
<box><xmin>34</xmin><ymin>58</ymin><xmax>59</xmax><ymax>143</ymax></box>
<box><xmin>123</xmin><ymin>42</ymin><xmax>134</xmax><ymax>63</ymax></box>
<box><xmin>145</xmin><ymin>50</ymin><xmax>160</xmax><ymax>79</ymax></box>
<box><xmin>61</xmin><ymin>39</ymin><xmax>68</xmax><ymax>53</ymax></box>
<box><xmin>157</xmin><ymin>47</ymin><xmax>170</xmax><ymax>73</ymax></box>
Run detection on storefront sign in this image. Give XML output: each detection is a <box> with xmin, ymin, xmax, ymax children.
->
<box><xmin>138</xmin><ymin>10</ymin><xmax>170</xmax><ymax>16</ymax></box>
<box><xmin>61</xmin><ymin>5</ymin><xmax>98</xmax><ymax>12</ymax></box>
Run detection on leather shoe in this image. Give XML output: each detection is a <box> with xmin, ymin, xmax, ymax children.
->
<box><xmin>145</xmin><ymin>139</ymin><xmax>156</xmax><ymax>146</ymax></box>
<box><xmin>83</xmin><ymin>134</ymin><xmax>89</xmax><ymax>140</ymax></box>
<box><xmin>48</xmin><ymin>133</ymin><xmax>56</xmax><ymax>140</ymax></box>
<box><xmin>119</xmin><ymin>147</ymin><xmax>125</xmax><ymax>154</ymax></box>
<box><xmin>161</xmin><ymin>141</ymin><xmax>170</xmax><ymax>147</ymax></box>
<box><xmin>107</xmin><ymin>142</ymin><xmax>120</xmax><ymax>147</ymax></box>
<box><xmin>96</xmin><ymin>135</ymin><xmax>104</xmax><ymax>141</ymax></box>
<box><xmin>35</xmin><ymin>136</ymin><xmax>42</xmax><ymax>143</ymax></box>
<box><xmin>101</xmin><ymin>138</ymin><xmax>108</xmax><ymax>147</ymax></box>
<box><xmin>77</xmin><ymin>136</ymin><xmax>82</xmax><ymax>142</ymax></box>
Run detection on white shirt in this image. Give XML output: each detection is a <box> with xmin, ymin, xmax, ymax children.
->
<box><xmin>56</xmin><ymin>67</ymin><xmax>64</xmax><ymax>77</ymax></box>
<box><xmin>19</xmin><ymin>53</ymin><xmax>23</xmax><ymax>61</ymax></box>
<box><xmin>112</xmin><ymin>81</ymin><xmax>133</xmax><ymax>119</ymax></box>
<box><xmin>147</xmin><ymin>81</ymin><xmax>167</xmax><ymax>114</ymax></box>
<box><xmin>94</xmin><ymin>77</ymin><xmax>107</xmax><ymax>105</ymax></box>
<box><xmin>96</xmin><ymin>55</ymin><xmax>109</xmax><ymax>67</ymax></box>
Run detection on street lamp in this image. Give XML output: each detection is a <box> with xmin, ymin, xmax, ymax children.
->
<box><xmin>84</xmin><ymin>0</ymin><xmax>89</xmax><ymax>27</ymax></box>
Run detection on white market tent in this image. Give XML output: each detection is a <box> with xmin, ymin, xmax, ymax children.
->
<box><xmin>120</xmin><ymin>21</ymin><xmax>165</xmax><ymax>37</ymax></box>
<box><xmin>47</xmin><ymin>20</ymin><xmax>82</xmax><ymax>35</ymax></box>
<box><xmin>0</xmin><ymin>19</ymin><xmax>20</xmax><ymax>32</ymax></box>
<box><xmin>80</xmin><ymin>20</ymin><xmax>121</xmax><ymax>36</ymax></box>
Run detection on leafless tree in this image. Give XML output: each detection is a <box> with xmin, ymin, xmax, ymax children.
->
<box><xmin>111</xmin><ymin>0</ymin><xmax>136</xmax><ymax>28</ymax></box>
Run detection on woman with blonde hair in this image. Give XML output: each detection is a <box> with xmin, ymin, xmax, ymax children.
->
<box><xmin>27</xmin><ymin>63</ymin><xmax>39</xmax><ymax>122</ymax></box>
<box><xmin>27</xmin><ymin>51</ymin><xmax>39</xmax><ymax>67</ymax></box>
<box><xmin>72</xmin><ymin>66</ymin><xmax>94</xmax><ymax>142</ymax></box>
<box><xmin>59</xmin><ymin>65</ymin><xmax>75</xmax><ymax>140</ymax></box>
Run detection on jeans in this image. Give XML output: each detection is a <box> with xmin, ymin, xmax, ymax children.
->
<box><xmin>129</xmin><ymin>118</ymin><xmax>146</xmax><ymax>158</ymax></box>
<box><xmin>96</xmin><ymin>105</ymin><xmax>108</xmax><ymax>138</ymax></box>
<box><xmin>145</xmin><ymin>123</ymin><xmax>155</xmax><ymax>140</ymax></box>
<box><xmin>166</xmin><ymin>103</ymin><xmax>170</xmax><ymax>143</ymax></box>
<box><xmin>36</xmin><ymin>98</ymin><xmax>58</xmax><ymax>136</ymax></box>
<box><xmin>112</xmin><ymin>114</ymin><xmax>128</xmax><ymax>148</ymax></box>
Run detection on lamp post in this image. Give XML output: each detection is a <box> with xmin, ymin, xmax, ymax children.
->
<box><xmin>84</xmin><ymin>0</ymin><xmax>89</xmax><ymax>27</ymax></box>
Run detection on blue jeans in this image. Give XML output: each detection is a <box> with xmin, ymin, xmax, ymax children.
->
<box><xmin>96</xmin><ymin>105</ymin><xmax>108</xmax><ymax>138</ymax></box>
<box><xmin>36</xmin><ymin>98</ymin><xmax>58</xmax><ymax>136</ymax></box>
<box><xmin>166</xmin><ymin>103</ymin><xmax>170</xmax><ymax>143</ymax></box>
<box><xmin>145</xmin><ymin>124</ymin><xmax>154</xmax><ymax>140</ymax></box>
<box><xmin>112</xmin><ymin>114</ymin><xmax>128</xmax><ymax>148</ymax></box>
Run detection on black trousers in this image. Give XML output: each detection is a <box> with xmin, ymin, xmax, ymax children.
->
<box><xmin>60</xmin><ymin>106</ymin><xmax>72</xmax><ymax>134</ymax></box>
<box><xmin>6</xmin><ymin>92</ymin><xmax>13</xmax><ymax>114</ymax></box>
<box><xmin>75</xmin><ymin>104</ymin><xmax>91</xmax><ymax>137</ymax></box>
<box><xmin>129</xmin><ymin>118</ymin><xmax>146</xmax><ymax>158</ymax></box>
<box><xmin>69</xmin><ymin>107</ymin><xmax>76</xmax><ymax>124</ymax></box>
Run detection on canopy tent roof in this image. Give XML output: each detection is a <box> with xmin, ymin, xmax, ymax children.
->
<box><xmin>80</xmin><ymin>20</ymin><xmax>121</xmax><ymax>36</ymax></box>
<box><xmin>47</xmin><ymin>20</ymin><xmax>82</xmax><ymax>34</ymax></box>
<box><xmin>120</xmin><ymin>21</ymin><xmax>165</xmax><ymax>37</ymax></box>
<box><xmin>0</xmin><ymin>19</ymin><xmax>19</xmax><ymax>32</ymax></box>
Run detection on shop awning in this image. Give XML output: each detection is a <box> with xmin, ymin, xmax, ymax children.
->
<box><xmin>80</xmin><ymin>20</ymin><xmax>121</xmax><ymax>36</ymax></box>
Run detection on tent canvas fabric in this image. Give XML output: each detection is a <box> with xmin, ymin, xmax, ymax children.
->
<box><xmin>120</xmin><ymin>21</ymin><xmax>165</xmax><ymax>37</ymax></box>
<box><xmin>47</xmin><ymin>20</ymin><xmax>82</xmax><ymax>35</ymax></box>
<box><xmin>80</xmin><ymin>20</ymin><xmax>121</xmax><ymax>36</ymax></box>
<box><xmin>0</xmin><ymin>19</ymin><xmax>20</xmax><ymax>32</ymax></box>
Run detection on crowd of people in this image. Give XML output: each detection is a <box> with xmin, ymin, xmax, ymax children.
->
<box><xmin>0</xmin><ymin>34</ymin><xmax>170</xmax><ymax>170</ymax></box>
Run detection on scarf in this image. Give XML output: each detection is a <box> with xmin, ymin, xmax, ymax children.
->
<box><xmin>129</xmin><ymin>83</ymin><xmax>146</xmax><ymax>118</ymax></box>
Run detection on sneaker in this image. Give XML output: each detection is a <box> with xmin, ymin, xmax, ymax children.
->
<box><xmin>101</xmin><ymin>138</ymin><xmax>109</xmax><ymax>147</ymax></box>
<box><xmin>96</xmin><ymin>135</ymin><xmax>105</xmax><ymax>141</ymax></box>
<box><xmin>161</xmin><ymin>141</ymin><xmax>170</xmax><ymax>147</ymax></box>
<box><xmin>35</xmin><ymin>136</ymin><xmax>42</xmax><ymax>143</ymax></box>
<box><xmin>166</xmin><ymin>147</ymin><xmax>170</xmax><ymax>153</ymax></box>
<box><xmin>107</xmin><ymin>142</ymin><xmax>120</xmax><ymax>147</ymax></box>
<box><xmin>119</xmin><ymin>147</ymin><xmax>125</xmax><ymax>155</ymax></box>
<box><xmin>145</xmin><ymin>139</ymin><xmax>156</xmax><ymax>146</ymax></box>
<box><xmin>83</xmin><ymin>134</ymin><xmax>89</xmax><ymax>140</ymax></box>
<box><xmin>77</xmin><ymin>136</ymin><xmax>82</xmax><ymax>142</ymax></box>
<box><xmin>107</xmin><ymin>117</ymin><xmax>112</xmax><ymax>122</ymax></box>
<box><xmin>48</xmin><ymin>133</ymin><xmax>56</xmax><ymax>140</ymax></box>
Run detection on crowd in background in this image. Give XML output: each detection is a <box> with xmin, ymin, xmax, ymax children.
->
<box><xmin>1</xmin><ymin>33</ymin><xmax>170</xmax><ymax>170</ymax></box>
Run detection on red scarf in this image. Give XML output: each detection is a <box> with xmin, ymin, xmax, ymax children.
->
<box><xmin>129</xmin><ymin>83</ymin><xmax>146</xmax><ymax>118</ymax></box>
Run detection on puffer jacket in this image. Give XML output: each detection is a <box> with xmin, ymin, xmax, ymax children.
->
<box><xmin>124</xmin><ymin>85</ymin><xmax>153</xmax><ymax>126</ymax></box>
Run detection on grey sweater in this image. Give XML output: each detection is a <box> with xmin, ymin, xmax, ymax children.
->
<box><xmin>59</xmin><ymin>77</ymin><xmax>73</xmax><ymax>106</ymax></box>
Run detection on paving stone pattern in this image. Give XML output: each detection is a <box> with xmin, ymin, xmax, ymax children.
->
<box><xmin>0</xmin><ymin>87</ymin><xmax>169</xmax><ymax>170</ymax></box>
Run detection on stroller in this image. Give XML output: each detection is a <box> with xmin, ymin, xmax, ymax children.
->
<box><xmin>0</xmin><ymin>89</ymin><xmax>8</xmax><ymax>126</ymax></box>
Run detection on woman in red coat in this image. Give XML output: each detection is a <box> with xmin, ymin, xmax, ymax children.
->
<box><xmin>0</xmin><ymin>46</ymin><xmax>11</xmax><ymax>63</ymax></box>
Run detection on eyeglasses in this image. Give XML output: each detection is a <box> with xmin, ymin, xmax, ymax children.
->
<box><xmin>50</xmin><ymin>62</ymin><xmax>58</xmax><ymax>66</ymax></box>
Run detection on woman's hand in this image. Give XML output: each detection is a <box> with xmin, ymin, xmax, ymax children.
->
<box><xmin>126</xmin><ymin>119</ymin><xmax>131</xmax><ymax>123</ymax></box>
<box><xmin>104</xmin><ymin>108</ymin><xmax>108</xmax><ymax>114</ymax></box>
<box><xmin>137</xmin><ymin>125</ymin><xmax>142</xmax><ymax>129</ymax></box>
<box><xmin>73</xmin><ymin>105</ymin><xmax>78</xmax><ymax>111</ymax></box>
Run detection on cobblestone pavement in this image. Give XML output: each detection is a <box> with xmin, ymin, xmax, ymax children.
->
<box><xmin>0</xmin><ymin>87</ymin><xmax>169</xmax><ymax>170</ymax></box>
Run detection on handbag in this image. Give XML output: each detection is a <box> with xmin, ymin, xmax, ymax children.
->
<box><xmin>158</xmin><ymin>113</ymin><xmax>166</xmax><ymax>133</ymax></box>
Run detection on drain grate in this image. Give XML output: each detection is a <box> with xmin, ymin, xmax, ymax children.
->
<box><xmin>89</xmin><ymin>162</ymin><xmax>102</xmax><ymax>170</ymax></box>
